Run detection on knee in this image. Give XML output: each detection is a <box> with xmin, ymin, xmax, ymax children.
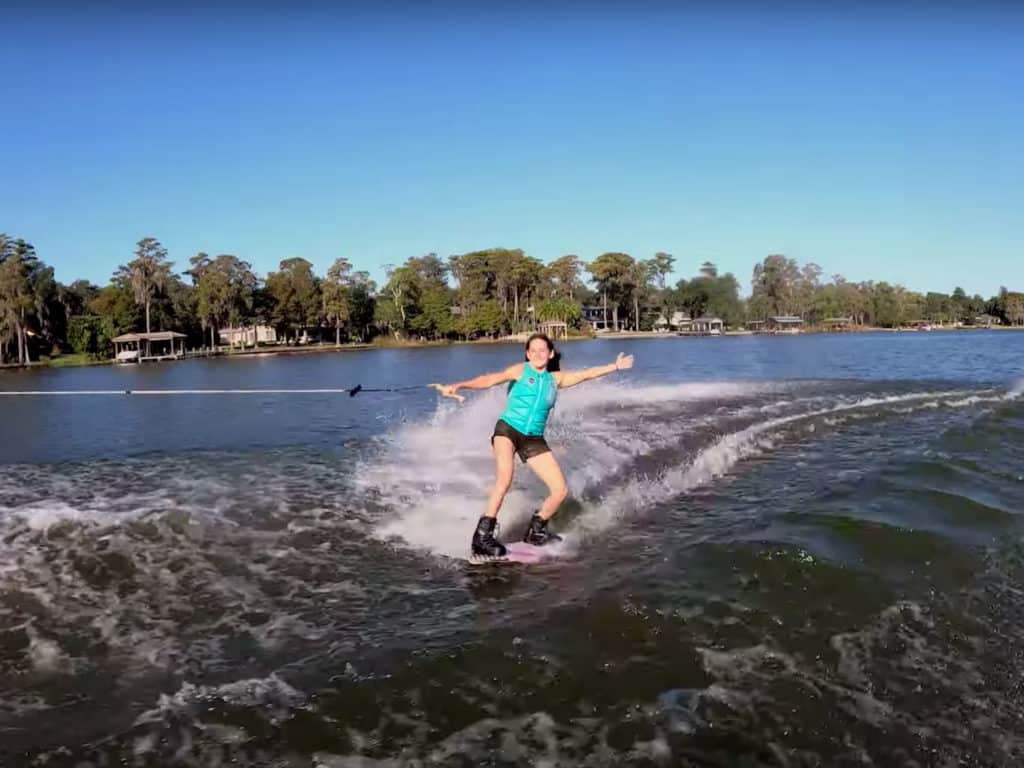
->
<box><xmin>493</xmin><ymin>475</ymin><xmax>513</xmax><ymax>495</ymax></box>
<box><xmin>551</xmin><ymin>483</ymin><xmax>569</xmax><ymax>503</ymax></box>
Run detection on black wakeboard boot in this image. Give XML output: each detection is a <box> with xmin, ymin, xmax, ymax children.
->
<box><xmin>471</xmin><ymin>516</ymin><xmax>507</xmax><ymax>560</ymax></box>
<box><xmin>522</xmin><ymin>512</ymin><xmax>563</xmax><ymax>546</ymax></box>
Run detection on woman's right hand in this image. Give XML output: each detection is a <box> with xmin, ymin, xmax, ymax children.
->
<box><xmin>429</xmin><ymin>383</ymin><xmax>465</xmax><ymax>402</ymax></box>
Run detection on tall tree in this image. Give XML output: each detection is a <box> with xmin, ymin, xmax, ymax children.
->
<box><xmin>446</xmin><ymin>248</ymin><xmax>544</xmax><ymax>333</ymax></box>
<box><xmin>869</xmin><ymin>282</ymin><xmax>911</xmax><ymax>328</ymax></box>
<box><xmin>1005</xmin><ymin>292</ymin><xmax>1024</xmax><ymax>325</ymax></box>
<box><xmin>265</xmin><ymin>257</ymin><xmax>321</xmax><ymax>343</ymax></box>
<box><xmin>322</xmin><ymin>258</ymin><xmax>353</xmax><ymax>345</ymax></box>
<box><xmin>219</xmin><ymin>256</ymin><xmax>257</xmax><ymax>343</ymax></box>
<box><xmin>0</xmin><ymin>236</ymin><xmax>30</xmax><ymax>363</ymax></box>
<box><xmin>408</xmin><ymin>254</ymin><xmax>454</xmax><ymax>339</ymax></box>
<box><xmin>675</xmin><ymin>266</ymin><xmax>744</xmax><ymax>327</ymax></box>
<box><xmin>30</xmin><ymin>262</ymin><xmax>57</xmax><ymax>353</ymax></box>
<box><xmin>675</xmin><ymin>278</ymin><xmax>709</xmax><ymax>319</ymax></box>
<box><xmin>410</xmin><ymin>285</ymin><xmax>455</xmax><ymax>339</ymax></box>
<box><xmin>378</xmin><ymin>263</ymin><xmax>420</xmax><ymax>337</ymax></box>
<box><xmin>0</xmin><ymin>237</ymin><xmax>47</xmax><ymax>364</ymax></box>
<box><xmin>448</xmin><ymin>250</ymin><xmax>494</xmax><ymax>317</ymax></box>
<box><xmin>950</xmin><ymin>286</ymin><xmax>969</xmax><ymax>323</ymax></box>
<box><xmin>545</xmin><ymin>254</ymin><xmax>583</xmax><ymax>300</ymax></box>
<box><xmin>796</xmin><ymin>263</ymin><xmax>823</xmax><ymax>321</ymax></box>
<box><xmin>187</xmin><ymin>253</ymin><xmax>218</xmax><ymax>347</ymax></box>
<box><xmin>162</xmin><ymin>275</ymin><xmax>201</xmax><ymax>347</ymax></box>
<box><xmin>347</xmin><ymin>271</ymin><xmax>377</xmax><ymax>342</ymax></box>
<box><xmin>113</xmin><ymin>237</ymin><xmax>174</xmax><ymax>333</ymax></box>
<box><xmin>650</xmin><ymin>252</ymin><xmax>677</xmax><ymax>289</ymax></box>
<box><xmin>62</xmin><ymin>279</ymin><xmax>101</xmax><ymax>318</ymax></box>
<box><xmin>378</xmin><ymin>254</ymin><xmax>456</xmax><ymax>340</ymax></box>
<box><xmin>586</xmin><ymin>252</ymin><xmax>636</xmax><ymax>332</ymax></box>
<box><xmin>88</xmin><ymin>283</ymin><xmax>139</xmax><ymax>354</ymax></box>
<box><xmin>511</xmin><ymin>252</ymin><xmax>543</xmax><ymax>329</ymax></box>
<box><xmin>489</xmin><ymin>250</ymin><xmax>516</xmax><ymax>321</ymax></box>
<box><xmin>630</xmin><ymin>259</ymin><xmax>652</xmax><ymax>331</ymax></box>
<box><xmin>188</xmin><ymin>254</ymin><xmax>256</xmax><ymax>347</ymax></box>
<box><xmin>829</xmin><ymin>275</ymin><xmax>867</xmax><ymax>325</ymax></box>
<box><xmin>643</xmin><ymin>253</ymin><xmax>676</xmax><ymax>328</ymax></box>
<box><xmin>461</xmin><ymin>299</ymin><xmax>504</xmax><ymax>338</ymax></box>
<box><xmin>750</xmin><ymin>254</ymin><xmax>801</xmax><ymax>318</ymax></box>
<box><xmin>406</xmin><ymin>253</ymin><xmax>448</xmax><ymax>285</ymax></box>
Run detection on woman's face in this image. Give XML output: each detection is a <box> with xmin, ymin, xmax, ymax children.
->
<box><xmin>526</xmin><ymin>339</ymin><xmax>553</xmax><ymax>369</ymax></box>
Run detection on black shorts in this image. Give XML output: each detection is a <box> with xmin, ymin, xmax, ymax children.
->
<box><xmin>491</xmin><ymin>419</ymin><xmax>551</xmax><ymax>463</ymax></box>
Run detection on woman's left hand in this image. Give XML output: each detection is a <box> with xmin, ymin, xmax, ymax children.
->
<box><xmin>615</xmin><ymin>353</ymin><xmax>634</xmax><ymax>371</ymax></box>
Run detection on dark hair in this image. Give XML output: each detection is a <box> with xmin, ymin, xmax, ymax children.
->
<box><xmin>524</xmin><ymin>332</ymin><xmax>561</xmax><ymax>372</ymax></box>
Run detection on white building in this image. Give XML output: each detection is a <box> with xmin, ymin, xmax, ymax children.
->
<box><xmin>219</xmin><ymin>325</ymin><xmax>278</xmax><ymax>346</ymax></box>
<box><xmin>653</xmin><ymin>311</ymin><xmax>692</xmax><ymax>332</ymax></box>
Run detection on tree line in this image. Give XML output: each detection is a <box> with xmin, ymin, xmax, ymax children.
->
<box><xmin>1</xmin><ymin>233</ymin><xmax>1020</xmax><ymax>364</ymax></box>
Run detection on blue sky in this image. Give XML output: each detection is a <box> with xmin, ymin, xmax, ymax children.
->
<box><xmin>2</xmin><ymin>2</ymin><xmax>1021</xmax><ymax>297</ymax></box>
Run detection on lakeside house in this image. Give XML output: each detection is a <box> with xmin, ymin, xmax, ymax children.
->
<box><xmin>749</xmin><ymin>317</ymin><xmax>802</xmax><ymax>335</ymax></box>
<box><xmin>825</xmin><ymin>316</ymin><xmax>855</xmax><ymax>331</ymax></box>
<box><xmin>749</xmin><ymin>316</ymin><xmax>804</xmax><ymax>334</ymax></box>
<box><xmin>219</xmin><ymin>325</ymin><xmax>279</xmax><ymax>346</ymax></box>
<box><xmin>653</xmin><ymin>311</ymin><xmax>691</xmax><ymax>332</ymax></box>
<box><xmin>770</xmin><ymin>315</ymin><xmax>804</xmax><ymax>332</ymax></box>
<box><xmin>112</xmin><ymin>331</ymin><xmax>187</xmax><ymax>363</ymax></box>
<box><xmin>582</xmin><ymin>305</ymin><xmax>612</xmax><ymax>331</ymax></box>
<box><xmin>652</xmin><ymin>313</ymin><xmax>724</xmax><ymax>335</ymax></box>
<box><xmin>692</xmin><ymin>315</ymin><xmax>724</xmax><ymax>335</ymax></box>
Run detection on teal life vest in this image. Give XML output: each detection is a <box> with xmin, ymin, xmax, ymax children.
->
<box><xmin>499</xmin><ymin>363</ymin><xmax>558</xmax><ymax>436</ymax></box>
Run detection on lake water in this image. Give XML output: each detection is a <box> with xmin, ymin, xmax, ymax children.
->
<box><xmin>1</xmin><ymin>331</ymin><xmax>1023</xmax><ymax>766</ymax></box>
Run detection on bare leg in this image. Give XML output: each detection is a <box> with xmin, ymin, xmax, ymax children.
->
<box><xmin>485</xmin><ymin>436</ymin><xmax>516</xmax><ymax>518</ymax></box>
<box><xmin>525</xmin><ymin>451</ymin><xmax>569</xmax><ymax>520</ymax></box>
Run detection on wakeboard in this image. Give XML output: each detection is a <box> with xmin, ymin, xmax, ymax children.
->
<box><xmin>466</xmin><ymin>538</ymin><xmax>568</xmax><ymax>566</ymax></box>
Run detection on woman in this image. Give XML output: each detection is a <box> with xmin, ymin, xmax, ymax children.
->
<box><xmin>433</xmin><ymin>333</ymin><xmax>634</xmax><ymax>560</ymax></box>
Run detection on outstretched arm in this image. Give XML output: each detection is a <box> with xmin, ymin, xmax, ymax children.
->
<box><xmin>430</xmin><ymin>363</ymin><xmax>522</xmax><ymax>402</ymax></box>
<box><xmin>555</xmin><ymin>353</ymin><xmax>634</xmax><ymax>389</ymax></box>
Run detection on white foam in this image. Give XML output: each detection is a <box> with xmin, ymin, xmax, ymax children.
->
<box><xmin>361</xmin><ymin>381</ymin><xmax>778</xmax><ymax>557</ymax></box>
<box><xmin>134</xmin><ymin>674</ymin><xmax>307</xmax><ymax>726</ymax></box>
<box><xmin>363</xmin><ymin>384</ymin><xmax>990</xmax><ymax>557</ymax></box>
<box><xmin>0</xmin><ymin>486</ymin><xmax>207</xmax><ymax>534</ymax></box>
<box><xmin>696</xmin><ymin>640</ymin><xmax>894</xmax><ymax>727</ymax></box>
<box><xmin>27</xmin><ymin>629</ymin><xmax>70</xmax><ymax>674</ymax></box>
<box><xmin>313</xmin><ymin>713</ymin><xmax>562</xmax><ymax>767</ymax></box>
<box><xmin>313</xmin><ymin>755</ymin><xmax>402</xmax><ymax>768</ymax></box>
<box><xmin>9</xmin><ymin>500</ymin><xmax>107</xmax><ymax>531</ymax></box>
<box><xmin>587</xmin><ymin>380</ymin><xmax>778</xmax><ymax>406</ymax></box>
<box><xmin>570</xmin><ymin>389</ymin><xmax>974</xmax><ymax>538</ymax></box>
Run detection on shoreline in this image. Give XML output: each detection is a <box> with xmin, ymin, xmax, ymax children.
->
<box><xmin>1</xmin><ymin>325</ymin><xmax>1020</xmax><ymax>373</ymax></box>
<box><xmin>598</xmin><ymin>325</ymin><xmax>1022</xmax><ymax>339</ymax></box>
